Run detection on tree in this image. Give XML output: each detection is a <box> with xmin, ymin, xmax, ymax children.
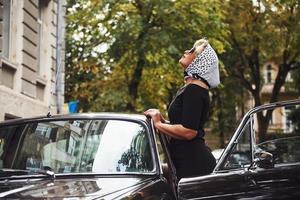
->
<box><xmin>65</xmin><ymin>0</ymin><xmax>227</xmax><ymax>113</ymax></box>
<box><xmin>223</xmin><ymin>0</ymin><xmax>300</xmax><ymax>142</ymax></box>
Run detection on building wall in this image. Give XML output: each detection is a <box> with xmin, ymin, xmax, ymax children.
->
<box><xmin>0</xmin><ymin>0</ymin><xmax>65</xmax><ymax>121</ymax></box>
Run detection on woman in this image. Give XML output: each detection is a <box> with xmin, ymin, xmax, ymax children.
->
<box><xmin>144</xmin><ymin>38</ymin><xmax>220</xmax><ymax>179</ymax></box>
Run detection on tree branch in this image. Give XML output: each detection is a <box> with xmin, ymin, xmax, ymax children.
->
<box><xmin>230</xmin><ymin>33</ymin><xmax>248</xmax><ymax>67</ymax></box>
<box><xmin>289</xmin><ymin>50</ymin><xmax>300</xmax><ymax>67</ymax></box>
<box><xmin>231</xmin><ymin>68</ymin><xmax>254</xmax><ymax>93</ymax></box>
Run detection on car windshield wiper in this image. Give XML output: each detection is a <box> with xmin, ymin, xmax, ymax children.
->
<box><xmin>0</xmin><ymin>168</ymin><xmax>55</xmax><ymax>180</ymax></box>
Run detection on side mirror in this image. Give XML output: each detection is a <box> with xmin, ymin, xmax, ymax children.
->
<box><xmin>254</xmin><ymin>151</ymin><xmax>274</xmax><ymax>169</ymax></box>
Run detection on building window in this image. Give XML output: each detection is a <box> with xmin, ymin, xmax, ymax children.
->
<box><xmin>286</xmin><ymin>72</ymin><xmax>292</xmax><ymax>82</ymax></box>
<box><xmin>2</xmin><ymin>0</ymin><xmax>11</xmax><ymax>58</ymax></box>
<box><xmin>1</xmin><ymin>62</ymin><xmax>15</xmax><ymax>88</ymax></box>
<box><xmin>284</xmin><ymin>106</ymin><xmax>295</xmax><ymax>133</ymax></box>
<box><xmin>37</xmin><ymin>0</ymin><xmax>50</xmax><ymax>76</ymax></box>
<box><xmin>269</xmin><ymin>112</ymin><xmax>274</xmax><ymax>125</ymax></box>
<box><xmin>266</xmin><ymin>64</ymin><xmax>272</xmax><ymax>83</ymax></box>
<box><xmin>36</xmin><ymin>82</ymin><xmax>45</xmax><ymax>101</ymax></box>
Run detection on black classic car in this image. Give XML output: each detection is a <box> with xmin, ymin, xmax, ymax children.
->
<box><xmin>0</xmin><ymin>99</ymin><xmax>299</xmax><ymax>199</ymax></box>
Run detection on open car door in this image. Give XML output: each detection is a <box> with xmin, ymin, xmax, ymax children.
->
<box><xmin>178</xmin><ymin>99</ymin><xmax>300</xmax><ymax>199</ymax></box>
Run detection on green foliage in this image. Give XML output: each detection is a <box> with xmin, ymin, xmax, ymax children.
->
<box><xmin>65</xmin><ymin>0</ymin><xmax>227</xmax><ymax>113</ymax></box>
<box><xmin>223</xmin><ymin>0</ymin><xmax>300</xmax><ymax>92</ymax></box>
<box><xmin>65</xmin><ymin>0</ymin><xmax>300</xmax><ymax>146</ymax></box>
<box><xmin>222</xmin><ymin>0</ymin><xmax>300</xmax><ymax>142</ymax></box>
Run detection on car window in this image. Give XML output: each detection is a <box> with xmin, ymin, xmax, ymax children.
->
<box><xmin>257</xmin><ymin>136</ymin><xmax>300</xmax><ymax>164</ymax></box>
<box><xmin>0</xmin><ymin>119</ymin><xmax>154</xmax><ymax>174</ymax></box>
<box><xmin>254</xmin><ymin>105</ymin><xmax>300</xmax><ymax>165</ymax></box>
<box><xmin>0</xmin><ymin>124</ymin><xmax>25</xmax><ymax>168</ymax></box>
<box><xmin>155</xmin><ymin>133</ymin><xmax>168</xmax><ymax>165</ymax></box>
<box><xmin>221</xmin><ymin>121</ymin><xmax>252</xmax><ymax>170</ymax></box>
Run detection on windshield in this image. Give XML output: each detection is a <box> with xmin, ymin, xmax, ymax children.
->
<box><xmin>0</xmin><ymin>119</ymin><xmax>154</xmax><ymax>175</ymax></box>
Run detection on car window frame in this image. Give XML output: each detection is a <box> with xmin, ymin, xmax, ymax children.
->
<box><xmin>0</xmin><ymin>123</ymin><xmax>26</xmax><ymax>168</ymax></box>
<box><xmin>148</xmin><ymin>118</ymin><xmax>171</xmax><ymax>177</ymax></box>
<box><xmin>214</xmin><ymin>113</ymin><xmax>251</xmax><ymax>172</ymax></box>
<box><xmin>0</xmin><ymin>117</ymin><xmax>160</xmax><ymax>176</ymax></box>
<box><xmin>216</xmin><ymin>117</ymin><xmax>254</xmax><ymax>172</ymax></box>
<box><xmin>151</xmin><ymin>120</ymin><xmax>177</xmax><ymax>177</ymax></box>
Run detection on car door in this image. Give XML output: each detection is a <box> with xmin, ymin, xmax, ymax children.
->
<box><xmin>178</xmin><ymin>118</ymin><xmax>258</xmax><ymax>199</ymax></box>
<box><xmin>246</xmin><ymin>102</ymin><xmax>300</xmax><ymax>199</ymax></box>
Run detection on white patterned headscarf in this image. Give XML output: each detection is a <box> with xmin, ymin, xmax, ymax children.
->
<box><xmin>184</xmin><ymin>43</ymin><xmax>220</xmax><ymax>88</ymax></box>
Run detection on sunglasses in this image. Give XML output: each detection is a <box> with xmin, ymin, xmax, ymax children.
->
<box><xmin>187</xmin><ymin>47</ymin><xmax>196</xmax><ymax>54</ymax></box>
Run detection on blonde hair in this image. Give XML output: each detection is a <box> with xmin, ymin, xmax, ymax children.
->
<box><xmin>193</xmin><ymin>38</ymin><xmax>209</xmax><ymax>56</ymax></box>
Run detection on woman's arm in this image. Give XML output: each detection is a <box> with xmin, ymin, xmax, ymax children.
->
<box><xmin>144</xmin><ymin>108</ymin><xmax>196</xmax><ymax>140</ymax></box>
<box><xmin>155</xmin><ymin>121</ymin><xmax>197</xmax><ymax>140</ymax></box>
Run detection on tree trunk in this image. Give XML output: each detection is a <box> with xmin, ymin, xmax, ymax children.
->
<box><xmin>126</xmin><ymin>21</ymin><xmax>150</xmax><ymax>111</ymax></box>
<box><xmin>127</xmin><ymin>57</ymin><xmax>145</xmax><ymax>111</ymax></box>
<box><xmin>217</xmin><ymin>90</ymin><xmax>225</xmax><ymax>148</ymax></box>
<box><xmin>220</xmin><ymin>130</ymin><xmax>225</xmax><ymax>148</ymax></box>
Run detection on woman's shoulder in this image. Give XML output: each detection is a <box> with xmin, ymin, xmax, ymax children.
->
<box><xmin>183</xmin><ymin>84</ymin><xmax>209</xmax><ymax>103</ymax></box>
<box><xmin>185</xmin><ymin>83</ymin><xmax>208</xmax><ymax>93</ymax></box>
<box><xmin>175</xmin><ymin>83</ymin><xmax>208</xmax><ymax>99</ymax></box>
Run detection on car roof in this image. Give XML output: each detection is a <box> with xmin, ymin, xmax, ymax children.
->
<box><xmin>0</xmin><ymin>112</ymin><xmax>149</xmax><ymax>126</ymax></box>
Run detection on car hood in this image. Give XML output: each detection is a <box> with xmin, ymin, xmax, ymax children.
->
<box><xmin>0</xmin><ymin>176</ymin><xmax>156</xmax><ymax>199</ymax></box>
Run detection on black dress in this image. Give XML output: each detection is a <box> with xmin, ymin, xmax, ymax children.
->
<box><xmin>168</xmin><ymin>83</ymin><xmax>216</xmax><ymax>179</ymax></box>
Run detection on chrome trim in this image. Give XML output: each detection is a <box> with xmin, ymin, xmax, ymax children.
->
<box><xmin>250</xmin><ymin>114</ymin><xmax>255</xmax><ymax>165</ymax></box>
<box><xmin>0</xmin><ymin>113</ymin><xmax>148</xmax><ymax>126</ymax></box>
<box><xmin>247</xmin><ymin>99</ymin><xmax>300</xmax><ymax>115</ymax></box>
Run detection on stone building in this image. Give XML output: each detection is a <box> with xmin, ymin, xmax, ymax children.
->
<box><xmin>0</xmin><ymin>0</ymin><xmax>65</xmax><ymax>121</ymax></box>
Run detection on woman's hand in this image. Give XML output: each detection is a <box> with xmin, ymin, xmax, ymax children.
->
<box><xmin>143</xmin><ymin>109</ymin><xmax>162</xmax><ymax>125</ymax></box>
<box><xmin>144</xmin><ymin>109</ymin><xmax>197</xmax><ymax>140</ymax></box>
